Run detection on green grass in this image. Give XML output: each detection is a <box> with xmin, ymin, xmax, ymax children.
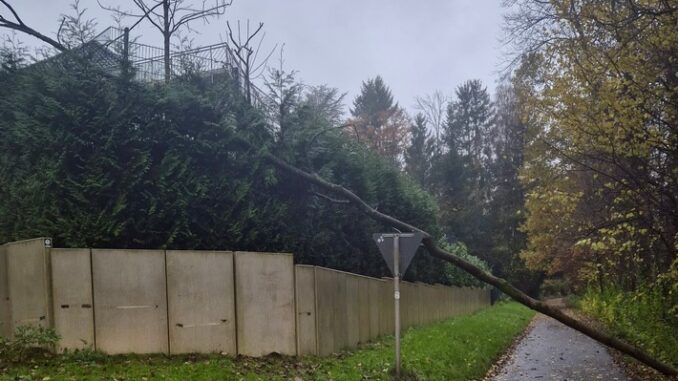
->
<box><xmin>0</xmin><ymin>302</ymin><xmax>534</xmax><ymax>381</ymax></box>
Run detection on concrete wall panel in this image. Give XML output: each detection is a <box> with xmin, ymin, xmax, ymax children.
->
<box><xmin>378</xmin><ymin>279</ymin><xmax>390</xmax><ymax>336</ymax></box>
<box><xmin>295</xmin><ymin>265</ymin><xmax>317</xmax><ymax>356</ymax></box>
<box><xmin>332</xmin><ymin>272</ymin><xmax>348</xmax><ymax>352</ymax></box>
<box><xmin>167</xmin><ymin>250</ymin><xmax>236</xmax><ymax>355</ymax></box>
<box><xmin>92</xmin><ymin>249</ymin><xmax>168</xmax><ymax>354</ymax></box>
<box><xmin>368</xmin><ymin>280</ymin><xmax>380</xmax><ymax>340</ymax></box>
<box><xmin>51</xmin><ymin>249</ymin><xmax>94</xmax><ymax>351</ymax></box>
<box><xmin>5</xmin><ymin>238</ymin><xmax>51</xmax><ymax>332</ymax></box>
<box><xmin>235</xmin><ymin>252</ymin><xmax>296</xmax><ymax>356</ymax></box>
<box><xmin>383</xmin><ymin>278</ymin><xmax>394</xmax><ymax>334</ymax></box>
<box><xmin>315</xmin><ymin>267</ymin><xmax>336</xmax><ymax>355</ymax></box>
<box><xmin>357</xmin><ymin>277</ymin><xmax>370</xmax><ymax>343</ymax></box>
<box><xmin>400</xmin><ymin>282</ymin><xmax>410</xmax><ymax>329</ymax></box>
<box><xmin>315</xmin><ymin>267</ymin><xmax>349</xmax><ymax>354</ymax></box>
<box><xmin>345</xmin><ymin>274</ymin><xmax>360</xmax><ymax>348</ymax></box>
<box><xmin>0</xmin><ymin>244</ymin><xmax>10</xmax><ymax>337</ymax></box>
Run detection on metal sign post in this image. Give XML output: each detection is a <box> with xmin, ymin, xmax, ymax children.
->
<box><xmin>373</xmin><ymin>232</ymin><xmax>424</xmax><ymax>379</ymax></box>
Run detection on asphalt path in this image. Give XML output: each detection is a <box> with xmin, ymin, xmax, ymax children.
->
<box><xmin>491</xmin><ymin>313</ymin><xmax>630</xmax><ymax>381</ymax></box>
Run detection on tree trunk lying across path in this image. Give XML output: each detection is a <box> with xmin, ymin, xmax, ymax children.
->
<box><xmin>241</xmin><ymin>138</ymin><xmax>677</xmax><ymax>376</ymax></box>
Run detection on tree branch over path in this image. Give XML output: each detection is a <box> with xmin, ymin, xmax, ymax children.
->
<box><xmin>232</xmin><ymin>134</ymin><xmax>678</xmax><ymax>377</ymax></box>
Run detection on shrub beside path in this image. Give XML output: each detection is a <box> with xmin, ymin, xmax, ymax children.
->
<box><xmin>490</xmin><ymin>299</ymin><xmax>631</xmax><ymax>381</ymax></box>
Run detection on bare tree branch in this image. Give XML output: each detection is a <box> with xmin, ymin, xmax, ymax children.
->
<box><xmin>0</xmin><ymin>0</ymin><xmax>66</xmax><ymax>51</ymax></box>
<box><xmin>226</xmin><ymin>20</ymin><xmax>274</xmax><ymax>105</ymax></box>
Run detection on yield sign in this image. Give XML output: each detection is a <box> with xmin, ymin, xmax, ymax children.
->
<box><xmin>372</xmin><ymin>232</ymin><xmax>425</xmax><ymax>276</ymax></box>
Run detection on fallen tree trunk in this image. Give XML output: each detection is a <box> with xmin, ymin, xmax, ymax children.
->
<box><xmin>239</xmin><ymin>137</ymin><xmax>677</xmax><ymax>376</ymax></box>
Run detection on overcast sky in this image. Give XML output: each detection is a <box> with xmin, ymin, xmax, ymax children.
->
<box><xmin>6</xmin><ymin>0</ymin><xmax>509</xmax><ymax>113</ymax></box>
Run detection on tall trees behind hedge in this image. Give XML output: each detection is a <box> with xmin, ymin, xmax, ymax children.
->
<box><xmin>399</xmin><ymin>78</ymin><xmax>538</xmax><ymax>294</ymax></box>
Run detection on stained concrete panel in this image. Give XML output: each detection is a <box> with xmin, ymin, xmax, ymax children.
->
<box><xmin>235</xmin><ymin>251</ymin><xmax>296</xmax><ymax>356</ymax></box>
<box><xmin>51</xmin><ymin>248</ymin><xmax>94</xmax><ymax>351</ymax></box>
<box><xmin>413</xmin><ymin>283</ymin><xmax>423</xmax><ymax>326</ymax></box>
<box><xmin>315</xmin><ymin>267</ymin><xmax>351</xmax><ymax>355</ymax></box>
<box><xmin>92</xmin><ymin>249</ymin><xmax>168</xmax><ymax>354</ymax></box>
<box><xmin>378</xmin><ymin>279</ymin><xmax>390</xmax><ymax>336</ymax></box>
<box><xmin>167</xmin><ymin>250</ymin><xmax>236</xmax><ymax>355</ymax></box>
<box><xmin>368</xmin><ymin>280</ymin><xmax>380</xmax><ymax>340</ymax></box>
<box><xmin>0</xmin><ymin>245</ymin><xmax>9</xmax><ymax>338</ymax></box>
<box><xmin>382</xmin><ymin>278</ymin><xmax>394</xmax><ymax>335</ymax></box>
<box><xmin>451</xmin><ymin>287</ymin><xmax>461</xmax><ymax>316</ymax></box>
<box><xmin>295</xmin><ymin>265</ymin><xmax>317</xmax><ymax>356</ymax></box>
<box><xmin>357</xmin><ymin>277</ymin><xmax>370</xmax><ymax>343</ymax></box>
<box><xmin>332</xmin><ymin>272</ymin><xmax>348</xmax><ymax>352</ymax></box>
<box><xmin>400</xmin><ymin>282</ymin><xmax>410</xmax><ymax>329</ymax></box>
<box><xmin>315</xmin><ymin>267</ymin><xmax>336</xmax><ymax>355</ymax></box>
<box><xmin>344</xmin><ymin>274</ymin><xmax>360</xmax><ymax>348</ymax></box>
<box><xmin>5</xmin><ymin>238</ymin><xmax>51</xmax><ymax>331</ymax></box>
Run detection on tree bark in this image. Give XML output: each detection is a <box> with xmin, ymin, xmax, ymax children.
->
<box><xmin>237</xmin><ymin>136</ymin><xmax>677</xmax><ymax>376</ymax></box>
<box><xmin>162</xmin><ymin>0</ymin><xmax>170</xmax><ymax>83</ymax></box>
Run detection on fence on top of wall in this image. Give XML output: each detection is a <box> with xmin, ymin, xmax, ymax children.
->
<box><xmin>0</xmin><ymin>238</ymin><xmax>490</xmax><ymax>356</ymax></box>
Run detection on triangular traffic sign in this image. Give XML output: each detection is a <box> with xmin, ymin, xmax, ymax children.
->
<box><xmin>372</xmin><ymin>232</ymin><xmax>425</xmax><ymax>276</ymax></box>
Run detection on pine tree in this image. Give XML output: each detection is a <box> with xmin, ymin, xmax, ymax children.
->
<box><xmin>349</xmin><ymin>76</ymin><xmax>409</xmax><ymax>166</ymax></box>
<box><xmin>351</xmin><ymin>76</ymin><xmax>395</xmax><ymax>119</ymax></box>
<box><xmin>486</xmin><ymin>77</ymin><xmax>541</xmax><ymax>293</ymax></box>
<box><xmin>405</xmin><ymin>113</ymin><xmax>435</xmax><ymax>187</ymax></box>
<box><xmin>431</xmin><ymin>79</ymin><xmax>494</xmax><ymax>259</ymax></box>
<box><xmin>445</xmin><ymin>79</ymin><xmax>494</xmax><ymax>173</ymax></box>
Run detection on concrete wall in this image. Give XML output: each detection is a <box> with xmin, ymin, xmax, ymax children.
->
<box><xmin>0</xmin><ymin>238</ymin><xmax>491</xmax><ymax>357</ymax></box>
<box><xmin>51</xmin><ymin>248</ymin><xmax>94</xmax><ymax>351</ymax></box>
<box><xmin>357</xmin><ymin>277</ymin><xmax>370</xmax><ymax>344</ymax></box>
<box><xmin>315</xmin><ymin>266</ymin><xmax>339</xmax><ymax>355</ymax></box>
<box><xmin>5</xmin><ymin>238</ymin><xmax>51</xmax><ymax>334</ymax></box>
<box><xmin>368</xmin><ymin>280</ymin><xmax>381</xmax><ymax>339</ymax></box>
<box><xmin>344</xmin><ymin>273</ymin><xmax>361</xmax><ymax>348</ymax></box>
<box><xmin>234</xmin><ymin>251</ymin><xmax>296</xmax><ymax>356</ymax></box>
<box><xmin>166</xmin><ymin>250</ymin><xmax>236</xmax><ymax>355</ymax></box>
<box><xmin>308</xmin><ymin>266</ymin><xmax>491</xmax><ymax>355</ymax></box>
<box><xmin>0</xmin><ymin>244</ymin><xmax>10</xmax><ymax>337</ymax></box>
<box><xmin>294</xmin><ymin>265</ymin><xmax>317</xmax><ymax>355</ymax></box>
<box><xmin>92</xmin><ymin>249</ymin><xmax>168</xmax><ymax>354</ymax></box>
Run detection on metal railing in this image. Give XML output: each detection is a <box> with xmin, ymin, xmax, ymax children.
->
<box><xmin>90</xmin><ymin>27</ymin><xmax>267</xmax><ymax>107</ymax></box>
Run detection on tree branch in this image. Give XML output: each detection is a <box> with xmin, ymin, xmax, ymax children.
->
<box><xmin>0</xmin><ymin>0</ymin><xmax>66</xmax><ymax>51</ymax></box>
<box><xmin>231</xmin><ymin>134</ymin><xmax>678</xmax><ymax>376</ymax></box>
<box><xmin>311</xmin><ymin>191</ymin><xmax>349</xmax><ymax>204</ymax></box>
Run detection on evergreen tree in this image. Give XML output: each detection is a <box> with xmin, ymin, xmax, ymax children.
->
<box><xmin>445</xmin><ymin>79</ymin><xmax>494</xmax><ymax>189</ymax></box>
<box><xmin>431</xmin><ymin>79</ymin><xmax>494</xmax><ymax>262</ymax></box>
<box><xmin>264</xmin><ymin>65</ymin><xmax>303</xmax><ymax>145</ymax></box>
<box><xmin>351</xmin><ymin>75</ymin><xmax>395</xmax><ymax>119</ymax></box>
<box><xmin>349</xmin><ymin>75</ymin><xmax>409</xmax><ymax>166</ymax></box>
<box><xmin>405</xmin><ymin>113</ymin><xmax>435</xmax><ymax>187</ymax></box>
<box><xmin>302</xmin><ymin>84</ymin><xmax>346</xmax><ymax>127</ymax></box>
<box><xmin>486</xmin><ymin>77</ymin><xmax>541</xmax><ymax>294</ymax></box>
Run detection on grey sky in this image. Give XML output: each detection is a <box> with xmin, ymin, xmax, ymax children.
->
<box><xmin>6</xmin><ymin>0</ymin><xmax>508</xmax><ymax>114</ymax></box>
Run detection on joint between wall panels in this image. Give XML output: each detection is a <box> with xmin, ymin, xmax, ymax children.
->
<box><xmin>164</xmin><ymin>250</ymin><xmax>170</xmax><ymax>355</ymax></box>
<box><xmin>89</xmin><ymin>248</ymin><xmax>97</xmax><ymax>350</ymax></box>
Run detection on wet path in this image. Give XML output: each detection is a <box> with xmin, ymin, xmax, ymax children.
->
<box><xmin>491</xmin><ymin>314</ymin><xmax>630</xmax><ymax>381</ymax></box>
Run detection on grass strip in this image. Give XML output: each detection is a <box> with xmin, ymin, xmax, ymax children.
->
<box><xmin>0</xmin><ymin>302</ymin><xmax>534</xmax><ymax>381</ymax></box>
